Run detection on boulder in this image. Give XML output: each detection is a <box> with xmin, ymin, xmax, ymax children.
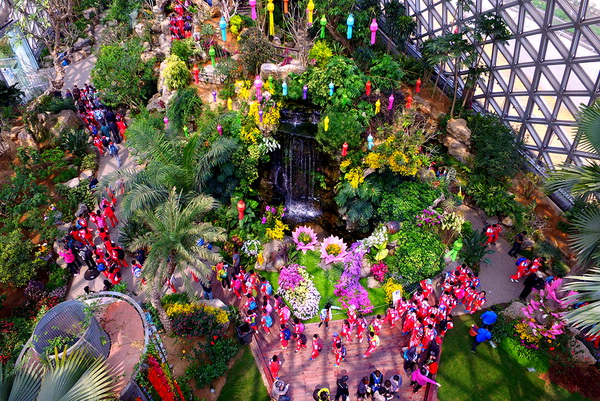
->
<box><xmin>49</xmin><ymin>109</ymin><xmax>82</xmax><ymax>139</ymax></box>
<box><xmin>160</xmin><ymin>19</ymin><xmax>171</xmax><ymax>35</ymax></box>
<box><xmin>210</xmin><ymin>6</ymin><xmax>221</xmax><ymax>18</ymax></box>
<box><xmin>16</xmin><ymin>129</ymin><xmax>38</xmax><ymax>148</ymax></box>
<box><xmin>190</xmin><ymin>0</ymin><xmax>212</xmax><ymax>16</ymax></box>
<box><xmin>79</xmin><ymin>169</ymin><xmax>94</xmax><ymax>180</ymax></box>
<box><xmin>134</xmin><ymin>22</ymin><xmax>145</xmax><ymax>36</ymax></box>
<box><xmin>446</xmin><ymin>118</ymin><xmax>472</xmax><ymax>145</ymax></box>
<box><xmin>443</xmin><ymin>136</ymin><xmax>473</xmax><ymax>165</ymax></box>
<box><xmin>500</xmin><ymin>301</ymin><xmax>526</xmax><ymax>320</ymax></box>
<box><xmin>76</xmin><ymin>203</ymin><xmax>90</xmax><ymax>217</ymax></box>
<box><xmin>82</xmin><ymin>7</ymin><xmax>98</xmax><ymax>20</ymax></box>
<box><xmin>256</xmin><ymin>239</ymin><xmax>288</xmax><ymax>272</ymax></box>
<box><xmin>70</xmin><ymin>49</ymin><xmax>88</xmax><ymax>63</ymax></box>
<box><xmin>146</xmin><ymin>93</ymin><xmax>166</xmax><ymax>113</ymax></box>
<box><xmin>72</xmin><ymin>37</ymin><xmax>93</xmax><ymax>52</ymax></box>
<box><xmin>367</xmin><ymin>277</ymin><xmax>380</xmax><ymax>289</ymax></box>
<box><xmin>360</xmin><ymin>257</ymin><xmax>370</xmax><ymax>278</ymax></box>
<box><xmin>260</xmin><ymin>62</ymin><xmax>307</xmax><ymax>81</ymax></box>
<box><xmin>569</xmin><ymin>338</ymin><xmax>596</xmax><ymax>365</ymax></box>
<box><xmin>501</xmin><ymin>216</ymin><xmax>514</xmax><ymax>227</ymax></box>
<box><xmin>64</xmin><ymin>177</ymin><xmax>80</xmax><ymax>188</ymax></box>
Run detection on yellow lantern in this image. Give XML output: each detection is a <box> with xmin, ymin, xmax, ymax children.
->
<box><xmin>307</xmin><ymin>0</ymin><xmax>315</xmax><ymax>25</ymax></box>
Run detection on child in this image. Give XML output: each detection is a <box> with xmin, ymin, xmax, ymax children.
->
<box><xmin>340</xmin><ymin>320</ymin><xmax>352</xmax><ymax>343</ymax></box>
<box><xmin>310</xmin><ymin>334</ymin><xmax>323</xmax><ymax>360</ymax></box>
<box><xmin>362</xmin><ymin>331</ymin><xmax>380</xmax><ymax>358</ymax></box>
<box><xmin>333</xmin><ymin>342</ymin><xmax>343</xmax><ymax>367</ymax></box>
<box><xmin>260</xmin><ymin>276</ymin><xmax>273</xmax><ymax>300</ymax></box>
<box><xmin>280</xmin><ymin>324</ymin><xmax>291</xmax><ymax>350</ymax></box>
<box><xmin>383</xmin><ymin>306</ymin><xmax>399</xmax><ymax>329</ymax></box>
<box><xmin>260</xmin><ymin>310</ymin><xmax>273</xmax><ymax>335</ymax></box>
<box><xmin>293</xmin><ymin>332</ymin><xmax>307</xmax><ymax>353</ymax></box>
<box><xmin>293</xmin><ymin>317</ymin><xmax>305</xmax><ymax>335</ymax></box>
<box><xmin>268</xmin><ymin>355</ymin><xmax>282</xmax><ymax>380</ymax></box>
<box><xmin>347</xmin><ymin>304</ymin><xmax>357</xmax><ymax>328</ymax></box>
<box><xmin>356</xmin><ymin>315</ymin><xmax>368</xmax><ymax>343</ymax></box>
<box><xmin>279</xmin><ymin>305</ymin><xmax>291</xmax><ymax>326</ymax></box>
<box><xmin>370</xmin><ymin>315</ymin><xmax>383</xmax><ymax>336</ymax></box>
<box><xmin>319</xmin><ymin>303</ymin><xmax>332</xmax><ymax>328</ymax></box>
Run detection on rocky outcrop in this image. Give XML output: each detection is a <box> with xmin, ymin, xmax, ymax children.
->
<box><xmin>49</xmin><ymin>109</ymin><xmax>83</xmax><ymax>139</ymax></box>
<box><xmin>444</xmin><ymin>118</ymin><xmax>474</xmax><ymax>165</ymax></box>
<box><xmin>256</xmin><ymin>239</ymin><xmax>290</xmax><ymax>272</ymax></box>
<box><xmin>569</xmin><ymin>338</ymin><xmax>596</xmax><ymax>365</ymax></box>
<box><xmin>447</xmin><ymin>118</ymin><xmax>472</xmax><ymax>145</ymax></box>
<box><xmin>260</xmin><ymin>61</ymin><xmax>307</xmax><ymax>81</ymax></box>
<box><xmin>500</xmin><ymin>301</ymin><xmax>526</xmax><ymax>320</ymax></box>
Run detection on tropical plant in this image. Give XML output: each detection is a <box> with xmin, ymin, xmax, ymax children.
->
<box><xmin>0</xmin><ymin>81</ymin><xmax>23</xmax><ymax>107</ymax></box>
<box><xmin>545</xmin><ymin>101</ymin><xmax>600</xmax><ymax>264</ymax></box>
<box><xmin>0</xmin><ymin>231</ymin><xmax>44</xmax><ymax>287</ymax></box>
<box><xmin>335</xmin><ymin>177</ymin><xmax>382</xmax><ymax>230</ymax></box>
<box><xmin>565</xmin><ymin>266</ymin><xmax>600</xmax><ymax>336</ymax></box>
<box><xmin>308</xmin><ymin>40</ymin><xmax>333</xmax><ymax>68</ymax></box>
<box><xmin>369</xmin><ymin>54</ymin><xmax>404</xmax><ymax>90</ymax></box>
<box><xmin>0</xmin><ymin>348</ymin><xmax>114</xmax><ymax>400</ymax></box>
<box><xmin>238</xmin><ymin>27</ymin><xmax>277</xmax><ymax>75</ymax></box>
<box><xmin>302</xmin><ymin>56</ymin><xmax>366</xmax><ymax>107</ymax></box>
<box><xmin>59</xmin><ymin>128</ymin><xmax>90</xmax><ymax>158</ymax></box>
<box><xmin>171</xmin><ymin>38</ymin><xmax>196</xmax><ymax>65</ymax></box>
<box><xmin>130</xmin><ymin>188</ymin><xmax>226</xmax><ymax>333</ymax></box>
<box><xmin>458</xmin><ymin>229</ymin><xmax>495</xmax><ymax>272</ymax></box>
<box><xmin>316</xmin><ymin>109</ymin><xmax>365</xmax><ymax>155</ymax></box>
<box><xmin>167</xmin><ymin>87</ymin><xmax>204</xmax><ymax>133</ymax></box>
<box><xmin>381</xmin><ymin>0</ymin><xmax>416</xmax><ymax>52</ymax></box>
<box><xmin>162</xmin><ymin>54</ymin><xmax>191</xmax><ymax>91</ymax></box>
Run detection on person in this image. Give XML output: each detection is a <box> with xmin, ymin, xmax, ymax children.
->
<box><xmin>356</xmin><ymin>314</ymin><xmax>368</xmax><ymax>343</ymax></box>
<box><xmin>511</xmin><ymin>257</ymin><xmax>531</xmax><ymax>282</ymax></box>
<box><xmin>268</xmin><ymin>355</ymin><xmax>282</xmax><ymax>380</ymax></box>
<box><xmin>403</xmin><ymin>345</ymin><xmax>421</xmax><ymax>375</ymax></box>
<box><xmin>341</xmin><ymin>319</ymin><xmax>352</xmax><ymax>343</ymax></box>
<box><xmin>214</xmin><ymin>262</ymin><xmax>230</xmax><ymax>290</ymax></box>
<box><xmin>107</xmin><ymin>141</ymin><xmax>121</xmax><ymax>168</ymax></box>
<box><xmin>410</xmin><ymin>367</ymin><xmax>441</xmax><ymax>393</ymax></box>
<box><xmin>280</xmin><ymin>324</ymin><xmax>291</xmax><ymax>350</ymax></box>
<box><xmin>362</xmin><ymin>331</ymin><xmax>380</xmax><ymax>358</ymax></box>
<box><xmin>82</xmin><ymin>246</ymin><xmax>97</xmax><ymax>270</ymax></box>
<box><xmin>58</xmin><ymin>247</ymin><xmax>79</xmax><ymax>275</ymax></box>
<box><xmin>334</xmin><ymin>375</ymin><xmax>349</xmax><ymax>401</ymax></box>
<box><xmin>508</xmin><ymin>231</ymin><xmax>527</xmax><ymax>257</ymax></box>
<box><xmin>471</xmin><ymin>325</ymin><xmax>492</xmax><ymax>353</ymax></box>
<box><xmin>389</xmin><ymin>375</ymin><xmax>402</xmax><ymax>397</ymax></box>
<box><xmin>313</xmin><ymin>387</ymin><xmax>330</xmax><ymax>401</ymax></box>
<box><xmin>481</xmin><ymin>307</ymin><xmax>498</xmax><ymax>329</ymax></box>
<box><xmin>271</xmin><ymin>379</ymin><xmax>290</xmax><ymax>401</ymax></box>
<box><xmin>310</xmin><ymin>333</ymin><xmax>323</xmax><ymax>360</ymax></box>
<box><xmin>520</xmin><ymin>272</ymin><xmax>545</xmax><ymax>302</ymax></box>
<box><xmin>102</xmin><ymin>279</ymin><xmax>113</xmax><ymax>291</ymax></box>
<box><xmin>370</xmin><ymin>315</ymin><xmax>383</xmax><ymax>336</ymax></box>
<box><xmin>369</xmin><ymin>370</ymin><xmax>383</xmax><ymax>393</ymax></box>
<box><xmin>293</xmin><ymin>332</ymin><xmax>307</xmax><ymax>353</ymax></box>
<box><xmin>201</xmin><ymin>276</ymin><xmax>213</xmax><ymax>300</ymax></box>
<box><xmin>357</xmin><ymin>376</ymin><xmax>371</xmax><ymax>400</ymax></box>
<box><xmin>333</xmin><ymin>342</ymin><xmax>343</xmax><ymax>367</ymax></box>
<box><xmin>319</xmin><ymin>303</ymin><xmax>332</xmax><ymax>328</ymax></box>
<box><xmin>293</xmin><ymin>317</ymin><xmax>305</xmax><ymax>335</ymax></box>
<box><xmin>108</xmin><ymin>120</ymin><xmax>121</xmax><ymax>144</ymax></box>
<box><xmin>83</xmin><ymin>286</ymin><xmax>94</xmax><ymax>294</ymax></box>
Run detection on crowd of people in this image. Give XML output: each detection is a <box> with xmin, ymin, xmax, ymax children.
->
<box><xmin>169</xmin><ymin>0</ymin><xmax>194</xmax><ymax>41</ymax></box>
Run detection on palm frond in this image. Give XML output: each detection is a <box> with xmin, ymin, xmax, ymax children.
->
<box><xmin>576</xmin><ymin>101</ymin><xmax>600</xmax><ymax>155</ymax></box>
<box><xmin>0</xmin><ymin>360</ymin><xmax>42</xmax><ymax>401</ymax></box>
<box><xmin>195</xmin><ymin>137</ymin><xmax>239</xmax><ymax>190</ymax></box>
<box><xmin>121</xmin><ymin>184</ymin><xmax>171</xmax><ymax>219</ymax></box>
<box><xmin>545</xmin><ymin>163</ymin><xmax>600</xmax><ymax>199</ymax></box>
<box><xmin>569</xmin><ymin>205</ymin><xmax>600</xmax><ymax>263</ymax></box>
<box><xmin>565</xmin><ymin>266</ymin><xmax>600</xmax><ymax>336</ymax></box>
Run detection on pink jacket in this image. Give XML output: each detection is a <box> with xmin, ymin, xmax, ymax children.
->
<box><xmin>411</xmin><ymin>370</ymin><xmax>440</xmax><ymax>387</ymax></box>
<box><xmin>59</xmin><ymin>249</ymin><xmax>75</xmax><ymax>264</ymax></box>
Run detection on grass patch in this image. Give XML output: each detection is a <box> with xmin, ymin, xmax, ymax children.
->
<box><xmin>217</xmin><ymin>346</ymin><xmax>270</xmax><ymax>401</ymax></box>
<box><xmin>437</xmin><ymin>313</ymin><xmax>589</xmax><ymax>401</ymax></box>
<box><xmin>262</xmin><ymin>250</ymin><xmax>387</xmax><ymax>323</ymax></box>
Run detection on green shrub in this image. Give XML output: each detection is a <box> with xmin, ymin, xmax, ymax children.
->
<box><xmin>171</xmin><ymin>38</ymin><xmax>195</xmax><ymax>65</ymax></box>
<box><xmin>466</xmin><ymin>174</ymin><xmax>525</xmax><ymax>218</ymax></box>
<box><xmin>0</xmin><ymin>231</ymin><xmax>44</xmax><ymax>287</ymax></box>
<box><xmin>308</xmin><ymin>40</ymin><xmax>334</xmax><ymax>68</ymax></box>
<box><xmin>53</xmin><ymin>167</ymin><xmax>79</xmax><ymax>184</ymax></box>
<box><xmin>302</xmin><ymin>56</ymin><xmax>366</xmax><ymax>107</ymax></box>
<box><xmin>551</xmin><ymin>259</ymin><xmax>570</xmax><ymax>277</ymax></box>
<box><xmin>238</xmin><ymin>27</ymin><xmax>276</xmax><ymax>75</ymax></box>
<box><xmin>376</xmin><ymin>181</ymin><xmax>440</xmax><ymax>222</ymax></box>
<box><xmin>46</xmin><ymin>263</ymin><xmax>70</xmax><ymax>291</ymax></box>
<box><xmin>60</xmin><ymin>128</ymin><xmax>89</xmax><ymax>158</ymax></box>
<box><xmin>55</xmin><ymin>183</ymin><xmax>95</xmax><ymax>216</ymax></box>
<box><xmin>369</xmin><ymin>54</ymin><xmax>404</xmax><ymax>90</ymax></box>
<box><xmin>33</xmin><ymin>95</ymin><xmax>76</xmax><ymax>115</ymax></box>
<box><xmin>161</xmin><ymin>293</ymin><xmax>190</xmax><ymax>307</ymax></box>
<box><xmin>163</xmin><ymin>54</ymin><xmax>190</xmax><ymax>90</ymax></box>
<box><xmin>315</xmin><ymin>109</ymin><xmax>364</xmax><ymax>155</ymax></box>
<box><xmin>167</xmin><ymin>87</ymin><xmax>204</xmax><ymax>133</ymax></box>
<box><xmin>229</xmin><ymin>14</ymin><xmax>244</xmax><ymax>36</ymax></box>
<box><xmin>187</xmin><ymin>338</ymin><xmax>240</xmax><ymax>388</ymax></box>
<box><xmin>80</xmin><ymin>153</ymin><xmax>98</xmax><ymax>171</ymax></box>
<box><xmin>387</xmin><ymin>223</ymin><xmax>445</xmax><ymax>284</ymax></box>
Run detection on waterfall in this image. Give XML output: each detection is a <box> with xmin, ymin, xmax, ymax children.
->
<box><xmin>272</xmin><ymin>107</ymin><xmax>322</xmax><ymax>222</ymax></box>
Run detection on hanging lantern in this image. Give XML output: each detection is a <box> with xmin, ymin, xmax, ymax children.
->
<box><xmin>346</xmin><ymin>14</ymin><xmax>354</xmax><ymax>40</ymax></box>
<box><xmin>367</xmin><ymin>133</ymin><xmax>374</xmax><ymax>150</ymax></box>
<box><xmin>217</xmin><ymin>124</ymin><xmax>223</xmax><ymax>135</ymax></box>
<box><xmin>329</xmin><ymin>82</ymin><xmax>335</xmax><ymax>97</ymax></box>
<box><xmin>375</xmin><ymin>99</ymin><xmax>381</xmax><ymax>114</ymax></box>
<box><xmin>227</xmin><ymin>97</ymin><xmax>233</xmax><ymax>111</ymax></box>
<box><xmin>416</xmin><ymin>78</ymin><xmax>422</xmax><ymax>94</ymax></box>
<box><xmin>209</xmin><ymin>46</ymin><xmax>216</xmax><ymax>67</ymax></box>
<box><xmin>282</xmin><ymin>81</ymin><xmax>288</xmax><ymax>96</ymax></box>
<box><xmin>283</xmin><ymin>0</ymin><xmax>289</xmax><ymax>14</ymax></box>
<box><xmin>267</xmin><ymin>0</ymin><xmax>275</xmax><ymax>36</ymax></box>
<box><xmin>219</xmin><ymin>16</ymin><xmax>227</xmax><ymax>42</ymax></box>
<box><xmin>183</xmin><ymin>126</ymin><xmax>189</xmax><ymax>137</ymax></box>
<box><xmin>388</xmin><ymin>93</ymin><xmax>395</xmax><ymax>110</ymax></box>
<box><xmin>370</xmin><ymin>19</ymin><xmax>378</xmax><ymax>45</ymax></box>
<box><xmin>249</xmin><ymin>0</ymin><xmax>257</xmax><ymax>20</ymax></box>
<box><xmin>307</xmin><ymin>0</ymin><xmax>315</xmax><ymax>25</ymax></box>
<box><xmin>254</xmin><ymin>75</ymin><xmax>263</xmax><ymax>100</ymax></box>
<box><xmin>259</xmin><ymin>109</ymin><xmax>264</xmax><ymax>123</ymax></box>
<box><xmin>303</xmin><ymin>85</ymin><xmax>308</xmax><ymax>100</ymax></box>
<box><xmin>342</xmin><ymin>142</ymin><xmax>349</xmax><ymax>157</ymax></box>
<box><xmin>191</xmin><ymin>64</ymin><xmax>200</xmax><ymax>84</ymax></box>
<box><xmin>212</xmin><ymin>90</ymin><xmax>217</xmax><ymax>103</ymax></box>
<box><xmin>237</xmin><ymin>199</ymin><xmax>246</xmax><ymax>220</ymax></box>
<box><xmin>324</xmin><ymin>116</ymin><xmax>329</xmax><ymax>131</ymax></box>
<box><xmin>320</xmin><ymin>15</ymin><xmax>327</xmax><ymax>39</ymax></box>
<box><xmin>365</xmin><ymin>80</ymin><xmax>372</xmax><ymax>96</ymax></box>
<box><xmin>163</xmin><ymin>116</ymin><xmax>169</xmax><ymax>127</ymax></box>
<box><xmin>405</xmin><ymin>94</ymin><xmax>413</xmax><ymax>109</ymax></box>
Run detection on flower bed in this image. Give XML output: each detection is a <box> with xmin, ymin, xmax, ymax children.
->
<box><xmin>169</xmin><ymin>302</ymin><xmax>229</xmax><ymax>339</ymax></box>
<box><xmin>277</xmin><ymin>264</ymin><xmax>321</xmax><ymax>320</ymax></box>
<box><xmin>334</xmin><ymin>243</ymin><xmax>373</xmax><ymax>314</ymax></box>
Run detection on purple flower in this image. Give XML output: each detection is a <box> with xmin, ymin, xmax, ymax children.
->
<box><xmin>261</xmin><ymin>217</ymin><xmax>267</xmax><ymax>224</ymax></box>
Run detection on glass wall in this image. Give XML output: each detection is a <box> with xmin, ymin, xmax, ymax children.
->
<box><xmin>404</xmin><ymin>0</ymin><xmax>600</xmax><ymax>169</ymax></box>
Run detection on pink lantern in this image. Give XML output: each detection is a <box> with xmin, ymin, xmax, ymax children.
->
<box><xmin>217</xmin><ymin>124</ymin><xmax>223</xmax><ymax>135</ymax></box>
<box><xmin>163</xmin><ymin>116</ymin><xmax>169</xmax><ymax>127</ymax></box>
<box><xmin>388</xmin><ymin>93</ymin><xmax>394</xmax><ymax>110</ymax></box>
<box><xmin>370</xmin><ymin>19</ymin><xmax>378</xmax><ymax>45</ymax></box>
<box><xmin>249</xmin><ymin>0</ymin><xmax>257</xmax><ymax>20</ymax></box>
<box><xmin>254</xmin><ymin>75</ymin><xmax>263</xmax><ymax>100</ymax></box>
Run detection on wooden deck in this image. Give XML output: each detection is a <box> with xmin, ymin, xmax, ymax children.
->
<box><xmin>212</xmin><ymin>282</ymin><xmax>433</xmax><ymax>401</ymax></box>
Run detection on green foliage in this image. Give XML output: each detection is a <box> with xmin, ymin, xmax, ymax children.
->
<box><xmin>308</xmin><ymin>40</ymin><xmax>333</xmax><ymax>68</ymax></box>
<box><xmin>187</xmin><ymin>339</ymin><xmax>240</xmax><ymax>388</ymax></box>
<box><xmin>55</xmin><ymin>183</ymin><xmax>95</xmax><ymax>216</ymax></box>
<box><xmin>31</xmin><ymin>95</ymin><xmax>76</xmax><ymax>115</ymax></box>
<box><xmin>59</xmin><ymin>128</ymin><xmax>90</xmax><ymax>158</ymax></box>
<box><xmin>459</xmin><ymin>229</ymin><xmax>495</xmax><ymax>272</ymax></box>
<box><xmin>550</xmin><ymin>259</ymin><xmax>570</xmax><ymax>277</ymax></box>
<box><xmin>0</xmin><ymin>230</ymin><xmax>44</xmax><ymax>287</ymax></box>
<box><xmin>229</xmin><ymin>15</ymin><xmax>245</xmax><ymax>36</ymax></box>
<box><xmin>214</xmin><ymin>57</ymin><xmax>240</xmax><ymax>86</ymax></box>
<box><xmin>386</xmin><ymin>223</ymin><xmax>444</xmax><ymax>284</ymax></box>
<box><xmin>238</xmin><ymin>27</ymin><xmax>276</xmax><ymax>75</ymax></box>
<box><xmin>104</xmin><ymin>0</ymin><xmax>140</xmax><ymax>22</ymax></box>
<box><xmin>352</xmin><ymin>47</ymin><xmax>376</xmax><ymax>71</ymax></box>
<box><xmin>0</xmin><ymin>81</ymin><xmax>23</xmax><ymax>107</ymax></box>
<box><xmin>335</xmin><ymin>177</ymin><xmax>382</xmax><ymax>230</ymax></box>
<box><xmin>163</xmin><ymin>54</ymin><xmax>190</xmax><ymax>91</ymax></box>
<box><xmin>466</xmin><ymin>174</ymin><xmax>526</xmax><ymax>218</ymax></box>
<box><xmin>46</xmin><ymin>263</ymin><xmax>70</xmax><ymax>291</ymax></box>
<box><xmin>167</xmin><ymin>87</ymin><xmax>204</xmax><ymax>133</ymax></box>
<box><xmin>376</xmin><ymin>180</ymin><xmax>440</xmax><ymax>222</ymax></box>
<box><xmin>161</xmin><ymin>292</ymin><xmax>190</xmax><ymax>307</ymax></box>
<box><xmin>465</xmin><ymin>112</ymin><xmax>525</xmax><ymax>182</ymax></box>
<box><xmin>382</xmin><ymin>0</ymin><xmax>416</xmax><ymax>51</ymax></box>
<box><xmin>216</xmin><ymin>347</ymin><xmax>270</xmax><ymax>401</ymax></box>
<box><xmin>92</xmin><ymin>39</ymin><xmax>156</xmax><ymax>107</ymax></box>
<box><xmin>303</xmin><ymin>56</ymin><xmax>366</xmax><ymax>107</ymax></box>
<box><xmin>316</xmin><ymin>109</ymin><xmax>364</xmax><ymax>155</ymax></box>
<box><xmin>118</xmin><ymin>217</ymin><xmax>151</xmax><ymax>251</ymax></box>
<box><xmin>80</xmin><ymin>153</ymin><xmax>98</xmax><ymax>172</ymax></box>
<box><xmin>368</xmin><ymin>54</ymin><xmax>404</xmax><ymax>90</ymax></box>
<box><xmin>170</xmin><ymin>38</ymin><xmax>196</xmax><ymax>65</ymax></box>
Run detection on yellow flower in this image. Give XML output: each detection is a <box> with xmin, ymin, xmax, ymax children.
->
<box><xmin>240</xmin><ymin>127</ymin><xmax>261</xmax><ymax>144</ymax></box>
<box><xmin>266</xmin><ymin>219</ymin><xmax>289</xmax><ymax>240</ymax></box>
<box><xmin>365</xmin><ymin>152</ymin><xmax>383</xmax><ymax>169</ymax></box>
<box><xmin>340</xmin><ymin>159</ymin><xmax>351</xmax><ymax>169</ymax></box>
<box><xmin>326</xmin><ymin>243</ymin><xmax>342</xmax><ymax>256</ymax></box>
<box><xmin>235</xmin><ymin>80</ymin><xmax>252</xmax><ymax>100</ymax></box>
<box><xmin>344</xmin><ymin>167</ymin><xmax>364</xmax><ymax>189</ymax></box>
<box><xmin>383</xmin><ymin>278</ymin><xmax>403</xmax><ymax>304</ymax></box>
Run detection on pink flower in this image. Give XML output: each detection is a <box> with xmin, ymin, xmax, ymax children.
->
<box><xmin>320</xmin><ymin>236</ymin><xmax>348</xmax><ymax>264</ymax></box>
<box><xmin>292</xmin><ymin>226</ymin><xmax>318</xmax><ymax>254</ymax></box>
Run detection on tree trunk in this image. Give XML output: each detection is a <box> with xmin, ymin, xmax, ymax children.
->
<box><xmin>151</xmin><ymin>289</ymin><xmax>173</xmax><ymax>335</ymax></box>
<box><xmin>50</xmin><ymin>50</ymin><xmax>66</xmax><ymax>92</ymax></box>
<box><xmin>450</xmin><ymin>58</ymin><xmax>460</xmax><ymax>118</ymax></box>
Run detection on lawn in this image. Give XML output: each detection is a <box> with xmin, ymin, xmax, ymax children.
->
<box><xmin>437</xmin><ymin>313</ymin><xmax>589</xmax><ymax>401</ymax></box>
<box><xmin>262</xmin><ymin>250</ymin><xmax>388</xmax><ymax>323</ymax></box>
<box><xmin>217</xmin><ymin>346</ymin><xmax>270</xmax><ymax>401</ymax></box>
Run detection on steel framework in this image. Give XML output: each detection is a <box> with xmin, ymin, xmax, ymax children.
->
<box><xmin>404</xmin><ymin>0</ymin><xmax>600</xmax><ymax>169</ymax></box>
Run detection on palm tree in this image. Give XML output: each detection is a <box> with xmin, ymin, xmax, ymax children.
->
<box><xmin>0</xmin><ymin>348</ymin><xmax>114</xmax><ymax>400</ymax></box>
<box><xmin>545</xmin><ymin>102</ymin><xmax>600</xmax><ymax>264</ymax></box>
<box><xmin>458</xmin><ymin>230</ymin><xmax>495</xmax><ymax>273</ymax></box>
<box><xmin>99</xmin><ymin>114</ymin><xmax>239</xmax><ymax>219</ymax></box>
<box><xmin>130</xmin><ymin>188</ymin><xmax>226</xmax><ymax>334</ymax></box>
<box><xmin>565</xmin><ymin>266</ymin><xmax>600</xmax><ymax>336</ymax></box>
